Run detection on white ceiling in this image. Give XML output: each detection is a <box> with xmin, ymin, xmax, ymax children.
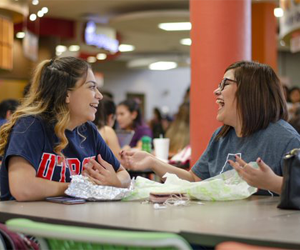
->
<box><xmin>29</xmin><ymin>0</ymin><xmax>190</xmax><ymax>67</ymax></box>
<box><xmin>28</xmin><ymin>0</ymin><xmax>284</xmax><ymax>69</ymax></box>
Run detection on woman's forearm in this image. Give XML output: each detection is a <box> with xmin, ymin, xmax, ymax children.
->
<box><xmin>10</xmin><ymin>177</ymin><xmax>69</xmax><ymax>201</ymax></box>
<box><xmin>150</xmin><ymin>156</ymin><xmax>195</xmax><ymax>181</ymax></box>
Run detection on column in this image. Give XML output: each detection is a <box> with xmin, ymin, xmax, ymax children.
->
<box><xmin>190</xmin><ymin>0</ymin><xmax>251</xmax><ymax>165</ymax></box>
<box><xmin>252</xmin><ymin>2</ymin><xmax>277</xmax><ymax>71</ymax></box>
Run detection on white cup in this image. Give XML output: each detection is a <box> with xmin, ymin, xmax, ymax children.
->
<box><xmin>153</xmin><ymin>138</ymin><xmax>170</xmax><ymax>162</ymax></box>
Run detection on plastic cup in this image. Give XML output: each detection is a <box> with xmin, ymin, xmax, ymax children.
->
<box><xmin>153</xmin><ymin>138</ymin><xmax>170</xmax><ymax>162</ymax></box>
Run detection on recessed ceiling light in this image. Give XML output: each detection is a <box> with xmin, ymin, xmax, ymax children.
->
<box><xmin>158</xmin><ymin>22</ymin><xmax>191</xmax><ymax>31</ymax></box>
<box><xmin>56</xmin><ymin>45</ymin><xmax>67</xmax><ymax>53</ymax></box>
<box><xmin>69</xmin><ymin>45</ymin><xmax>80</xmax><ymax>52</ymax></box>
<box><xmin>41</xmin><ymin>7</ymin><xmax>48</xmax><ymax>14</ymax></box>
<box><xmin>274</xmin><ymin>8</ymin><xmax>284</xmax><ymax>17</ymax></box>
<box><xmin>119</xmin><ymin>44</ymin><xmax>135</xmax><ymax>52</ymax></box>
<box><xmin>32</xmin><ymin>0</ymin><xmax>39</xmax><ymax>5</ymax></box>
<box><xmin>180</xmin><ymin>38</ymin><xmax>192</xmax><ymax>46</ymax></box>
<box><xmin>149</xmin><ymin>61</ymin><xmax>177</xmax><ymax>70</ymax></box>
<box><xmin>16</xmin><ymin>32</ymin><xmax>25</xmax><ymax>39</ymax></box>
<box><xmin>87</xmin><ymin>56</ymin><xmax>97</xmax><ymax>63</ymax></box>
<box><xmin>29</xmin><ymin>14</ymin><xmax>37</xmax><ymax>21</ymax></box>
<box><xmin>37</xmin><ymin>10</ymin><xmax>44</xmax><ymax>18</ymax></box>
<box><xmin>96</xmin><ymin>53</ymin><xmax>107</xmax><ymax>60</ymax></box>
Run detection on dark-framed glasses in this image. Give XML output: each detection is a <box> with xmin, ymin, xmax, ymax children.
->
<box><xmin>218</xmin><ymin>78</ymin><xmax>237</xmax><ymax>91</ymax></box>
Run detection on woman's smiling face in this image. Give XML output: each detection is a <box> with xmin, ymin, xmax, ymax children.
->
<box><xmin>214</xmin><ymin>69</ymin><xmax>240</xmax><ymax>129</ymax></box>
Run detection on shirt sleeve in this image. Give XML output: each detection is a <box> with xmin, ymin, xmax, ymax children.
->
<box><xmin>4</xmin><ymin>116</ymin><xmax>45</xmax><ymax>172</ymax></box>
<box><xmin>191</xmin><ymin>129</ymin><xmax>220</xmax><ymax>180</ymax></box>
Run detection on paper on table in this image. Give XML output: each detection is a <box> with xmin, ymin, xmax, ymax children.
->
<box><xmin>122</xmin><ymin>162</ymin><xmax>258</xmax><ymax>201</ymax></box>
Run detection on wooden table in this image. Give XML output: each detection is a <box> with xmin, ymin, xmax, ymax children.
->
<box><xmin>1</xmin><ymin>196</ymin><xmax>300</xmax><ymax>248</ymax></box>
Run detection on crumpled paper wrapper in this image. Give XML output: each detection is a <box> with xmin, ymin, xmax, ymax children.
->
<box><xmin>65</xmin><ymin>175</ymin><xmax>132</xmax><ymax>201</ymax></box>
<box><xmin>122</xmin><ymin>162</ymin><xmax>258</xmax><ymax>201</ymax></box>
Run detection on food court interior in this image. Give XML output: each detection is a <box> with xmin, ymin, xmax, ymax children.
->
<box><xmin>1</xmin><ymin>0</ymin><xmax>300</xmax><ymax>249</ymax></box>
<box><xmin>0</xmin><ymin>0</ymin><xmax>300</xmax><ymax>161</ymax></box>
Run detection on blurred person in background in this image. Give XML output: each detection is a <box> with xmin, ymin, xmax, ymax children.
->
<box><xmin>165</xmin><ymin>102</ymin><xmax>190</xmax><ymax>157</ymax></box>
<box><xmin>287</xmin><ymin>86</ymin><xmax>300</xmax><ymax>120</ymax></box>
<box><xmin>0</xmin><ymin>99</ymin><xmax>20</xmax><ymax>127</ymax></box>
<box><xmin>148</xmin><ymin>107</ymin><xmax>165</xmax><ymax>139</ymax></box>
<box><xmin>116</xmin><ymin>99</ymin><xmax>152</xmax><ymax>148</ymax></box>
<box><xmin>93</xmin><ymin>96</ymin><xmax>121</xmax><ymax>160</ymax></box>
<box><xmin>289</xmin><ymin>106</ymin><xmax>300</xmax><ymax>134</ymax></box>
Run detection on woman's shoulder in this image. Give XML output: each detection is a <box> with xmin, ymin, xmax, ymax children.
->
<box><xmin>14</xmin><ymin>115</ymin><xmax>45</xmax><ymax>130</ymax></box>
<box><xmin>261</xmin><ymin>120</ymin><xmax>300</xmax><ymax>143</ymax></box>
<box><xmin>135</xmin><ymin>123</ymin><xmax>151</xmax><ymax>132</ymax></box>
<box><xmin>272</xmin><ymin>120</ymin><xmax>300</xmax><ymax>136</ymax></box>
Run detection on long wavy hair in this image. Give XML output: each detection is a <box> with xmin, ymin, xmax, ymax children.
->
<box><xmin>165</xmin><ymin>102</ymin><xmax>190</xmax><ymax>153</ymax></box>
<box><xmin>0</xmin><ymin>57</ymin><xmax>90</xmax><ymax>156</ymax></box>
<box><xmin>216</xmin><ymin>61</ymin><xmax>288</xmax><ymax>139</ymax></box>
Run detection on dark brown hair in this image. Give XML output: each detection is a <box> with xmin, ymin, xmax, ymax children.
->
<box><xmin>216</xmin><ymin>61</ymin><xmax>288</xmax><ymax>139</ymax></box>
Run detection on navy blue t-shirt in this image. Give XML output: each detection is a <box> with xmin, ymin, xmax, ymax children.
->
<box><xmin>0</xmin><ymin>116</ymin><xmax>120</xmax><ymax>200</ymax></box>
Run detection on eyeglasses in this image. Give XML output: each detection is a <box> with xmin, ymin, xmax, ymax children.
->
<box><xmin>218</xmin><ymin>78</ymin><xmax>237</xmax><ymax>91</ymax></box>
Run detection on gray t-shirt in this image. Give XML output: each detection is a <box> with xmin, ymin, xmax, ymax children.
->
<box><xmin>192</xmin><ymin>120</ymin><xmax>300</xmax><ymax>194</ymax></box>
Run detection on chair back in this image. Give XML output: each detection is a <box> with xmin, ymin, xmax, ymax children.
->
<box><xmin>6</xmin><ymin>218</ymin><xmax>192</xmax><ymax>250</ymax></box>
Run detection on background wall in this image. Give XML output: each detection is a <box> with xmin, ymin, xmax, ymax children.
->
<box><xmin>278</xmin><ymin>51</ymin><xmax>300</xmax><ymax>87</ymax></box>
<box><xmin>98</xmin><ymin>65</ymin><xmax>190</xmax><ymax>121</ymax></box>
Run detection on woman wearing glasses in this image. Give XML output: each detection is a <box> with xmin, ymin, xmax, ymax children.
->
<box><xmin>121</xmin><ymin>61</ymin><xmax>300</xmax><ymax>195</ymax></box>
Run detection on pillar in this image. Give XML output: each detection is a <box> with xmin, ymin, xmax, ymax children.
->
<box><xmin>252</xmin><ymin>2</ymin><xmax>277</xmax><ymax>71</ymax></box>
<box><xmin>190</xmin><ymin>0</ymin><xmax>251</xmax><ymax>165</ymax></box>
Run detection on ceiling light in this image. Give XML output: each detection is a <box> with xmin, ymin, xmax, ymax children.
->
<box><xmin>16</xmin><ymin>32</ymin><xmax>25</xmax><ymax>39</ymax></box>
<box><xmin>158</xmin><ymin>22</ymin><xmax>191</xmax><ymax>31</ymax></box>
<box><xmin>149</xmin><ymin>61</ymin><xmax>177</xmax><ymax>71</ymax></box>
<box><xmin>56</xmin><ymin>51</ymin><xmax>62</xmax><ymax>56</ymax></box>
<box><xmin>37</xmin><ymin>10</ymin><xmax>44</xmax><ymax>18</ymax></box>
<box><xmin>87</xmin><ymin>56</ymin><xmax>97</xmax><ymax>63</ymax></box>
<box><xmin>96</xmin><ymin>53</ymin><xmax>107</xmax><ymax>60</ymax></box>
<box><xmin>32</xmin><ymin>0</ymin><xmax>39</xmax><ymax>5</ymax></box>
<box><xmin>29</xmin><ymin>14</ymin><xmax>37</xmax><ymax>21</ymax></box>
<box><xmin>69</xmin><ymin>45</ymin><xmax>80</xmax><ymax>52</ymax></box>
<box><xmin>56</xmin><ymin>45</ymin><xmax>67</xmax><ymax>53</ymax></box>
<box><xmin>119</xmin><ymin>44</ymin><xmax>135</xmax><ymax>52</ymax></box>
<box><xmin>41</xmin><ymin>7</ymin><xmax>48</xmax><ymax>14</ymax></box>
<box><xmin>274</xmin><ymin>8</ymin><xmax>284</xmax><ymax>17</ymax></box>
<box><xmin>180</xmin><ymin>38</ymin><xmax>192</xmax><ymax>46</ymax></box>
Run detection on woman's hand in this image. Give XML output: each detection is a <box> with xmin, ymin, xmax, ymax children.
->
<box><xmin>228</xmin><ymin>156</ymin><xmax>283</xmax><ymax>194</ymax></box>
<box><xmin>83</xmin><ymin>154</ymin><xmax>122</xmax><ymax>187</ymax></box>
<box><xmin>119</xmin><ymin>150</ymin><xmax>154</xmax><ymax>171</ymax></box>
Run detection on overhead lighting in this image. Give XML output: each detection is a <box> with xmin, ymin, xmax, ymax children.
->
<box><xmin>158</xmin><ymin>22</ymin><xmax>191</xmax><ymax>31</ymax></box>
<box><xmin>32</xmin><ymin>0</ymin><xmax>39</xmax><ymax>5</ymax></box>
<box><xmin>37</xmin><ymin>10</ymin><xmax>44</xmax><ymax>18</ymax></box>
<box><xmin>29</xmin><ymin>14</ymin><xmax>37</xmax><ymax>21</ymax></box>
<box><xmin>119</xmin><ymin>44</ymin><xmax>135</xmax><ymax>52</ymax></box>
<box><xmin>69</xmin><ymin>45</ymin><xmax>80</xmax><ymax>52</ymax></box>
<box><xmin>87</xmin><ymin>56</ymin><xmax>97</xmax><ymax>63</ymax></box>
<box><xmin>41</xmin><ymin>7</ymin><xmax>48</xmax><ymax>14</ymax></box>
<box><xmin>96</xmin><ymin>53</ymin><xmax>107</xmax><ymax>60</ymax></box>
<box><xmin>274</xmin><ymin>7</ymin><xmax>284</xmax><ymax>17</ymax></box>
<box><xmin>180</xmin><ymin>38</ymin><xmax>192</xmax><ymax>46</ymax></box>
<box><xmin>56</xmin><ymin>45</ymin><xmax>67</xmax><ymax>53</ymax></box>
<box><xmin>16</xmin><ymin>32</ymin><xmax>25</xmax><ymax>39</ymax></box>
<box><xmin>149</xmin><ymin>61</ymin><xmax>177</xmax><ymax>71</ymax></box>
